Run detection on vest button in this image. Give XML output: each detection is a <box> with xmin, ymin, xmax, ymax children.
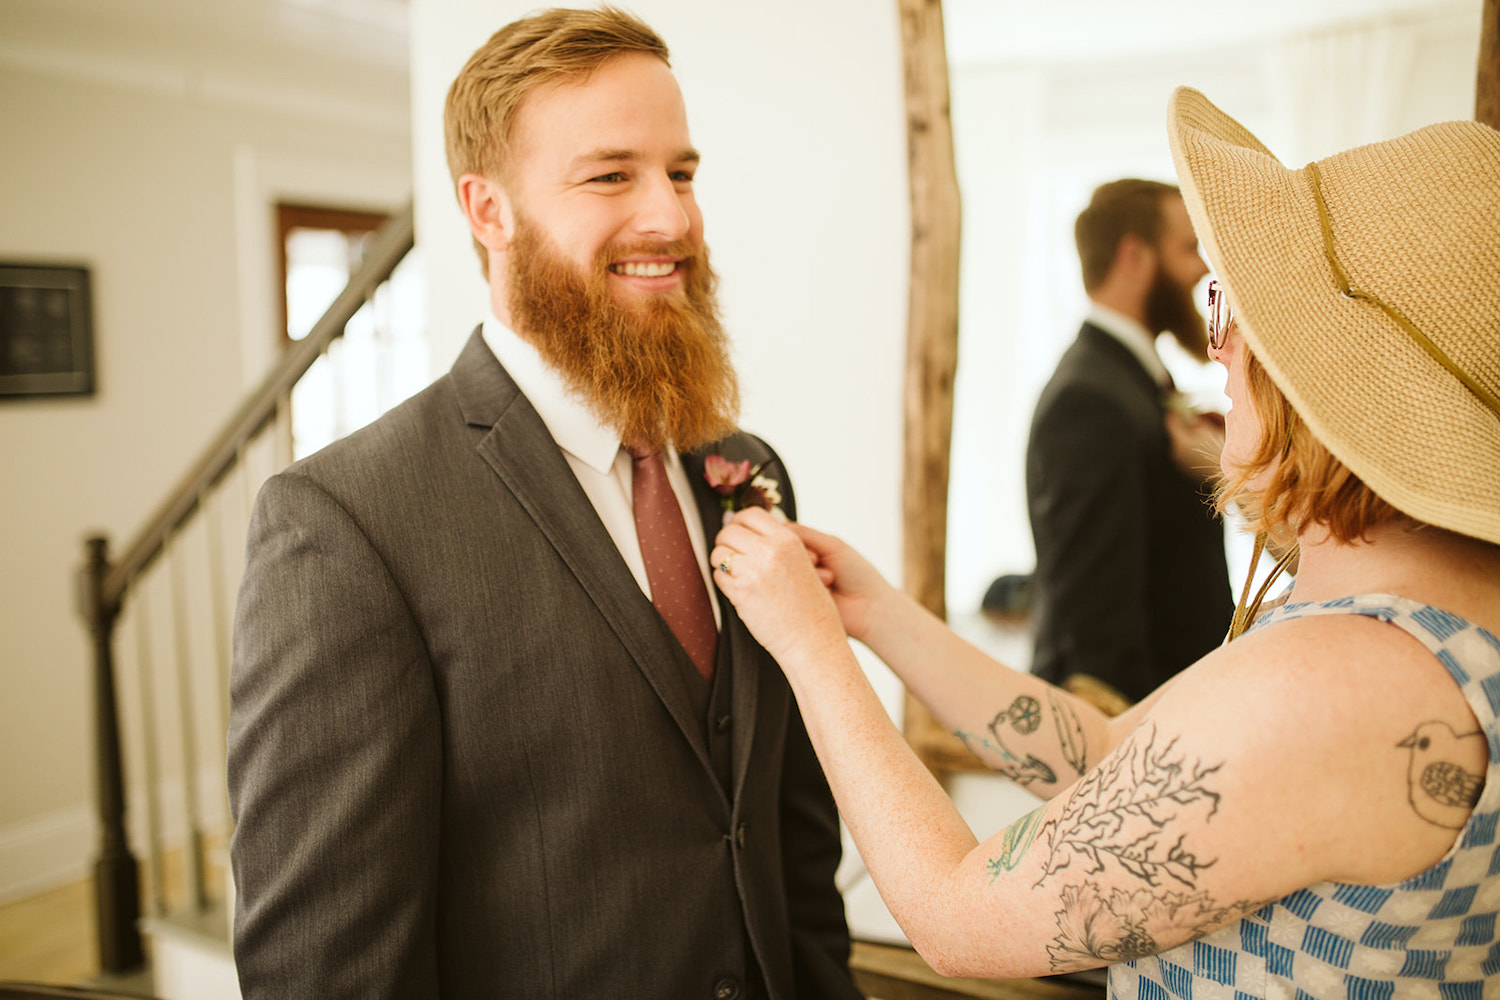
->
<box><xmin>713</xmin><ymin>976</ymin><xmax>742</xmax><ymax>1000</ymax></box>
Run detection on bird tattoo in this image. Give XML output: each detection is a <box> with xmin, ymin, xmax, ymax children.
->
<box><xmin>1398</xmin><ymin>721</ymin><xmax>1485</xmax><ymax>829</ymax></box>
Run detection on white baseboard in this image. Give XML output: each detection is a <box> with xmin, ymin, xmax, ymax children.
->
<box><xmin>0</xmin><ymin>804</ymin><xmax>96</xmax><ymax>903</ymax></box>
<box><xmin>0</xmin><ymin>763</ymin><xmax>231</xmax><ymax>904</ymax></box>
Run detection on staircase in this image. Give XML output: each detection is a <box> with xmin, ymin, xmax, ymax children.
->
<box><xmin>74</xmin><ymin>205</ymin><xmax>416</xmax><ymax>998</ymax></box>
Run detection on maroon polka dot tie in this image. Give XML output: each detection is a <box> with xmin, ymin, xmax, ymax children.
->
<box><xmin>628</xmin><ymin>446</ymin><xmax>718</xmax><ymax>680</ymax></box>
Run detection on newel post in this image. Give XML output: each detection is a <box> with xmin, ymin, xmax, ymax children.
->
<box><xmin>79</xmin><ymin>534</ymin><xmax>144</xmax><ymax>973</ymax></box>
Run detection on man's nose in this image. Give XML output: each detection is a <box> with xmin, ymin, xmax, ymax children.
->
<box><xmin>631</xmin><ymin>174</ymin><xmax>691</xmax><ymax>241</ymax></box>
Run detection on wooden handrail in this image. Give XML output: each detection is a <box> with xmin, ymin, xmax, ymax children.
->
<box><xmin>98</xmin><ymin>202</ymin><xmax>415</xmax><ymax>613</ymax></box>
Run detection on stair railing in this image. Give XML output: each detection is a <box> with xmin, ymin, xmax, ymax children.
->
<box><xmin>75</xmin><ymin>202</ymin><xmax>415</xmax><ymax>973</ymax></box>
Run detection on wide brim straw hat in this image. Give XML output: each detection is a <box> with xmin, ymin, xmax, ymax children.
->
<box><xmin>1167</xmin><ymin>86</ymin><xmax>1500</xmax><ymax>546</ymax></box>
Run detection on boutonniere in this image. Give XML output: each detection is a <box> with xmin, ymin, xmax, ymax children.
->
<box><xmin>704</xmin><ymin>454</ymin><xmax>787</xmax><ymax>521</ymax></box>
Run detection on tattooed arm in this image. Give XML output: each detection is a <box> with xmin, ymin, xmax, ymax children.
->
<box><xmin>713</xmin><ymin>510</ymin><xmax>1484</xmax><ymax>979</ymax></box>
<box><xmin>763</xmin><ymin>519</ymin><xmax>1125</xmax><ymax>794</ymax></box>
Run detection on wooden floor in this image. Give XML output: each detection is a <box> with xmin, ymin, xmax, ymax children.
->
<box><xmin>0</xmin><ymin>878</ymin><xmax>97</xmax><ymax>985</ymax></box>
<box><xmin>0</xmin><ymin>840</ymin><xmax>221</xmax><ymax>994</ymax></box>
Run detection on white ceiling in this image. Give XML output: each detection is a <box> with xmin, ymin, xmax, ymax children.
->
<box><xmin>0</xmin><ymin>0</ymin><xmax>408</xmax><ymax>84</ymax></box>
<box><xmin>0</xmin><ymin>0</ymin><xmax>410</xmax><ymax>130</ymax></box>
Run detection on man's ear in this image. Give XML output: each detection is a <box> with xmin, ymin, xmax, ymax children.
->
<box><xmin>1114</xmin><ymin>232</ymin><xmax>1156</xmax><ymax>283</ymax></box>
<box><xmin>456</xmin><ymin>172</ymin><xmax>516</xmax><ymax>254</ymax></box>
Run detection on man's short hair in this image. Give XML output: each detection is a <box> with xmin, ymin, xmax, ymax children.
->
<box><xmin>1216</xmin><ymin>348</ymin><xmax>1398</xmax><ymax>544</ymax></box>
<box><xmin>443</xmin><ymin>6</ymin><xmax>670</xmax><ymax>272</ymax></box>
<box><xmin>1074</xmin><ymin>179</ymin><xmax>1180</xmax><ymax>293</ymax></box>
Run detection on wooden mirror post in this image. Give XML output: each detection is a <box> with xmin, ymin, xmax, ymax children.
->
<box><xmin>895</xmin><ymin>0</ymin><xmax>981</xmax><ymax>775</ymax></box>
<box><xmin>1480</xmin><ymin>0</ymin><xmax>1499</xmax><ymax>129</ymax></box>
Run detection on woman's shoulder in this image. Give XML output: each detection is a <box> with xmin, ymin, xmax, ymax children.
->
<box><xmin>1144</xmin><ymin>596</ymin><xmax>1491</xmax><ymax>884</ymax></box>
<box><xmin>1193</xmin><ymin>595</ymin><xmax>1482</xmax><ymax>721</ymax></box>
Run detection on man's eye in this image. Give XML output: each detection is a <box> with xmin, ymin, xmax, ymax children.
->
<box><xmin>590</xmin><ymin>172</ymin><xmax>626</xmax><ymax>183</ymax></box>
<box><xmin>670</xmin><ymin>170</ymin><xmax>695</xmax><ymax>183</ymax></box>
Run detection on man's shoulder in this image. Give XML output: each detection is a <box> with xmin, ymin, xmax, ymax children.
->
<box><xmin>1034</xmin><ymin>328</ymin><xmax>1157</xmax><ymax>420</ymax></box>
<box><xmin>283</xmin><ymin>372</ymin><xmax>460</xmax><ymax>484</ymax></box>
<box><xmin>1050</xmin><ymin>325</ymin><xmax>1154</xmax><ymax>387</ymax></box>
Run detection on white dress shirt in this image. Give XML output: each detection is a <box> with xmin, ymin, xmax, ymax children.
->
<box><xmin>481</xmin><ymin>315</ymin><xmax>721</xmax><ymax>627</ymax></box>
<box><xmin>1086</xmin><ymin>302</ymin><xmax>1172</xmax><ymax>389</ymax></box>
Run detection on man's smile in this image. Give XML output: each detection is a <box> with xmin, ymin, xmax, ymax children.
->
<box><xmin>609</xmin><ymin>260</ymin><xmax>680</xmax><ymax>278</ymax></box>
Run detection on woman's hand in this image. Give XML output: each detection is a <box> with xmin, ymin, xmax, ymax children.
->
<box><xmin>786</xmin><ymin>521</ymin><xmax>896</xmax><ymax>643</ymax></box>
<box><xmin>711</xmin><ymin>509</ymin><xmax>852</xmax><ymax>668</ymax></box>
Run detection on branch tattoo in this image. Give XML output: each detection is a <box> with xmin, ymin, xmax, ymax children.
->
<box><xmin>984</xmin><ymin>723</ymin><xmax>1261</xmax><ymax>972</ymax></box>
<box><xmin>977</xmin><ymin>714</ymin><xmax>1488</xmax><ymax>972</ymax></box>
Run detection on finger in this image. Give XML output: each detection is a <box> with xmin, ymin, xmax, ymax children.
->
<box><xmin>787</xmin><ymin>521</ymin><xmax>844</xmax><ymax>559</ymax></box>
<box><xmin>713</xmin><ymin>521</ymin><xmax>756</xmax><ymax>551</ymax></box>
<box><xmin>727</xmin><ymin>506</ymin><xmax>782</xmax><ymax>537</ymax></box>
<box><xmin>709</xmin><ymin>545</ymin><xmax>738</xmax><ymax>579</ymax></box>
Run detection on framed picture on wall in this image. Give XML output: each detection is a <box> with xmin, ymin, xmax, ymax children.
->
<box><xmin>0</xmin><ymin>262</ymin><xmax>95</xmax><ymax>398</ymax></box>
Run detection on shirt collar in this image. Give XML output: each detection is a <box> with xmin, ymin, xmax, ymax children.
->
<box><xmin>481</xmin><ymin>314</ymin><xmax>623</xmax><ymax>475</ymax></box>
<box><xmin>1085</xmin><ymin>302</ymin><xmax>1171</xmax><ymax>388</ymax></box>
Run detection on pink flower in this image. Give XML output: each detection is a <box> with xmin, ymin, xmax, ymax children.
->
<box><xmin>703</xmin><ymin>454</ymin><xmax>752</xmax><ymax>495</ymax></box>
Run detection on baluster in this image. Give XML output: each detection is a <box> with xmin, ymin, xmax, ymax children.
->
<box><xmin>79</xmin><ymin>535</ymin><xmax>144</xmax><ymax>972</ymax></box>
<box><xmin>274</xmin><ymin>392</ymin><xmax>293</xmax><ymax>472</ymax></box>
<box><xmin>239</xmin><ymin>441</ymin><xmax>255</xmax><ymax>527</ymax></box>
<box><xmin>168</xmin><ymin>536</ymin><xmax>208</xmax><ymax>912</ymax></box>
<box><xmin>373</xmin><ymin>280</ymin><xmax>392</xmax><ymax>416</ymax></box>
<box><xmin>129</xmin><ymin>577</ymin><xmax>169</xmax><ymax>917</ymax></box>
<box><xmin>329</xmin><ymin>330</ymin><xmax>348</xmax><ymax>443</ymax></box>
<box><xmin>202</xmin><ymin>488</ymin><xmax>233</xmax><ymax>756</ymax></box>
<box><xmin>202</xmin><ymin>486</ymin><xmax>235</xmax><ymax>888</ymax></box>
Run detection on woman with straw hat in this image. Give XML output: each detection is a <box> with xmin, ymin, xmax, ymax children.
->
<box><xmin>709</xmin><ymin>88</ymin><xmax>1500</xmax><ymax>996</ymax></box>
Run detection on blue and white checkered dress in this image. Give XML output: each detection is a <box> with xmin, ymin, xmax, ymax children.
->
<box><xmin>1110</xmin><ymin>594</ymin><xmax>1500</xmax><ymax>999</ymax></box>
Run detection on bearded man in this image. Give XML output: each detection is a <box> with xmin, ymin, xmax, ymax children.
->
<box><xmin>227</xmin><ymin>9</ymin><xmax>860</xmax><ymax>1000</ymax></box>
<box><xmin>1023</xmin><ymin>178</ymin><xmax>1234</xmax><ymax>716</ymax></box>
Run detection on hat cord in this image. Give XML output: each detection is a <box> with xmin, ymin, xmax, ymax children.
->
<box><xmin>1306</xmin><ymin>162</ymin><xmax>1500</xmax><ymax>422</ymax></box>
<box><xmin>1226</xmin><ymin>531</ymin><xmax>1299</xmax><ymax>642</ymax></box>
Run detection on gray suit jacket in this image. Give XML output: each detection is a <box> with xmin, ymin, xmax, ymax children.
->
<box><xmin>228</xmin><ymin>330</ymin><xmax>857</xmax><ymax>1000</ymax></box>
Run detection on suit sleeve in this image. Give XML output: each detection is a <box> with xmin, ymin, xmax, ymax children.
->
<box><xmin>778</xmin><ymin>697</ymin><xmax>863</xmax><ymax>998</ymax></box>
<box><xmin>759</xmin><ymin>452</ymin><xmax>863</xmax><ymax>999</ymax></box>
<box><xmin>1027</xmin><ymin>384</ymin><xmax>1153</xmax><ymax>694</ymax></box>
<box><xmin>228</xmin><ymin>470</ymin><xmax>440</xmax><ymax>1000</ymax></box>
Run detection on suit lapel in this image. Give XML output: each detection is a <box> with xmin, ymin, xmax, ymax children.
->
<box><xmin>682</xmin><ymin>446</ymin><xmax>765</xmax><ymax>803</ymax></box>
<box><xmin>451</xmin><ymin>332</ymin><xmax>713</xmax><ymax>771</ymax></box>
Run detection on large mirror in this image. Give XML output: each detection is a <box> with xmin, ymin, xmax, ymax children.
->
<box><xmin>919</xmin><ymin>0</ymin><xmax>1485</xmax><ymax>796</ymax></box>
<box><xmin>941</xmin><ymin>0</ymin><xmax>1485</xmax><ymax>655</ymax></box>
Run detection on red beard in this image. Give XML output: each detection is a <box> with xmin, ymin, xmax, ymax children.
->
<box><xmin>505</xmin><ymin>218</ymin><xmax>740</xmax><ymax>453</ymax></box>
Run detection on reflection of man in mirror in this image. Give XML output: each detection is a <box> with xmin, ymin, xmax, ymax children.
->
<box><xmin>1024</xmin><ymin>179</ymin><xmax>1234</xmax><ymax>712</ymax></box>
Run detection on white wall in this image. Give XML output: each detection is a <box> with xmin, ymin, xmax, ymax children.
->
<box><xmin>410</xmin><ymin>0</ymin><xmax>914</xmax><ymax>718</ymax></box>
<box><xmin>0</xmin><ymin>48</ymin><xmax>411</xmax><ymax>899</ymax></box>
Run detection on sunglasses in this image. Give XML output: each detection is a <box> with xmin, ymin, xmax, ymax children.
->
<box><xmin>1206</xmin><ymin>279</ymin><xmax>1232</xmax><ymax>350</ymax></box>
